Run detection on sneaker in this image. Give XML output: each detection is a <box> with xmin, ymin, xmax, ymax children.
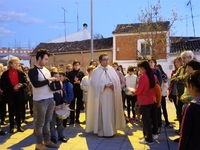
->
<box><xmin>166</xmin><ymin>124</ymin><xmax>173</xmax><ymax>128</ymax></box>
<box><xmin>139</xmin><ymin>139</ymin><xmax>154</xmax><ymax>145</ymax></box>
<box><xmin>0</xmin><ymin>130</ymin><xmax>6</xmax><ymax>136</ymax></box>
<box><xmin>173</xmin><ymin>138</ymin><xmax>179</xmax><ymax>142</ymax></box>
<box><xmin>157</xmin><ymin>128</ymin><xmax>161</xmax><ymax>134</ymax></box>
<box><xmin>1</xmin><ymin>121</ymin><xmax>7</xmax><ymax>125</ymax></box>
<box><xmin>44</xmin><ymin>140</ymin><xmax>58</xmax><ymax>148</ymax></box>
<box><xmin>138</xmin><ymin>136</ymin><xmax>145</xmax><ymax>140</ymax></box>
<box><xmin>152</xmin><ymin>134</ymin><xmax>158</xmax><ymax>140</ymax></box>
<box><xmin>51</xmin><ymin>138</ymin><xmax>57</xmax><ymax>144</ymax></box>
<box><xmin>35</xmin><ymin>143</ymin><xmax>47</xmax><ymax>150</ymax></box>
<box><xmin>58</xmin><ymin>137</ymin><xmax>68</xmax><ymax>143</ymax></box>
<box><xmin>175</xmin><ymin>130</ymin><xmax>180</xmax><ymax>135</ymax></box>
<box><xmin>17</xmin><ymin>127</ymin><xmax>24</xmax><ymax>132</ymax></box>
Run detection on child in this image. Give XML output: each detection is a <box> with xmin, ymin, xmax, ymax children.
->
<box><xmin>50</xmin><ymin>71</ymin><xmax>68</xmax><ymax>144</ymax></box>
<box><xmin>124</xmin><ymin>66</ymin><xmax>138</xmax><ymax>122</ymax></box>
<box><xmin>59</xmin><ymin>71</ymin><xmax>73</xmax><ymax>127</ymax></box>
<box><xmin>80</xmin><ymin>65</ymin><xmax>95</xmax><ymax>121</ymax></box>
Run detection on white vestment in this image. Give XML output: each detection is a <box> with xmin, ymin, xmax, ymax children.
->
<box><xmin>80</xmin><ymin>75</ymin><xmax>90</xmax><ymax>102</ymax></box>
<box><xmin>85</xmin><ymin>65</ymin><xmax>125</xmax><ymax>136</ymax></box>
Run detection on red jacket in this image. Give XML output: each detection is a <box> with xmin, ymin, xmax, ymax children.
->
<box><xmin>132</xmin><ymin>72</ymin><xmax>154</xmax><ymax>105</ymax></box>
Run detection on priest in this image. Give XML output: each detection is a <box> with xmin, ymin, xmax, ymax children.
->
<box><xmin>85</xmin><ymin>53</ymin><xmax>125</xmax><ymax>137</ymax></box>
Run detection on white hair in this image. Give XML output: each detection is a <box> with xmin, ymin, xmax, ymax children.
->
<box><xmin>180</xmin><ymin>50</ymin><xmax>194</xmax><ymax>59</ymax></box>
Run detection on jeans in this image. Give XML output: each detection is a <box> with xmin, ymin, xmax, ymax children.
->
<box><xmin>33</xmin><ymin>98</ymin><xmax>55</xmax><ymax>144</ymax></box>
<box><xmin>50</xmin><ymin>112</ymin><xmax>64</xmax><ymax>140</ymax></box>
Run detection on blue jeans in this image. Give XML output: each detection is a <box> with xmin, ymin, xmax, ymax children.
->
<box><xmin>33</xmin><ymin>98</ymin><xmax>55</xmax><ymax>144</ymax></box>
<box><xmin>50</xmin><ymin>112</ymin><xmax>64</xmax><ymax>140</ymax></box>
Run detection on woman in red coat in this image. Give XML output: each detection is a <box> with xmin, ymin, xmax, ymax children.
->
<box><xmin>131</xmin><ymin>60</ymin><xmax>156</xmax><ymax>144</ymax></box>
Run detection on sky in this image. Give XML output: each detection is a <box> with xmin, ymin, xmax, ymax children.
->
<box><xmin>0</xmin><ymin>0</ymin><xmax>200</xmax><ymax>49</ymax></box>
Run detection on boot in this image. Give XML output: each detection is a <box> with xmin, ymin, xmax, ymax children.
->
<box><xmin>35</xmin><ymin>143</ymin><xmax>47</xmax><ymax>150</ymax></box>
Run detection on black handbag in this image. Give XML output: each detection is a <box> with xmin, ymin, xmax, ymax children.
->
<box><xmin>49</xmin><ymin>81</ymin><xmax>61</xmax><ymax>91</ymax></box>
<box><xmin>134</xmin><ymin>88</ymin><xmax>150</xmax><ymax>115</ymax></box>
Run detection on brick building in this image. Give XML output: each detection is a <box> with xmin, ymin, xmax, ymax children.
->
<box><xmin>30</xmin><ymin>38</ymin><xmax>113</xmax><ymax>73</ymax></box>
<box><xmin>30</xmin><ymin>21</ymin><xmax>200</xmax><ymax>76</ymax></box>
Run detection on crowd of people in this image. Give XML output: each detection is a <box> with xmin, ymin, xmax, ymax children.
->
<box><xmin>0</xmin><ymin>49</ymin><xmax>200</xmax><ymax>150</ymax></box>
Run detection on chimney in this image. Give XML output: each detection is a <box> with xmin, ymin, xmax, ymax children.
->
<box><xmin>83</xmin><ymin>23</ymin><xmax>87</xmax><ymax>29</ymax></box>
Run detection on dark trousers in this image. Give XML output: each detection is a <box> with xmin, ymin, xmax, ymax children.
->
<box><xmin>177</xmin><ymin>99</ymin><xmax>184</xmax><ymax>130</ymax></box>
<box><xmin>126</xmin><ymin>95</ymin><xmax>137</xmax><ymax>118</ymax></box>
<box><xmin>171</xmin><ymin>95</ymin><xmax>178</xmax><ymax>117</ymax></box>
<box><xmin>0</xmin><ymin>99</ymin><xmax>6</xmax><ymax>122</ymax></box>
<box><xmin>121</xmin><ymin>90</ymin><xmax>126</xmax><ymax>108</ymax></box>
<box><xmin>20</xmin><ymin>100</ymin><xmax>26</xmax><ymax>121</ymax></box>
<box><xmin>8</xmin><ymin>92</ymin><xmax>22</xmax><ymax>129</ymax></box>
<box><xmin>158</xmin><ymin>96</ymin><xmax>170</xmax><ymax>127</ymax></box>
<box><xmin>69</xmin><ymin>89</ymin><xmax>83</xmax><ymax>122</ymax></box>
<box><xmin>28</xmin><ymin>96</ymin><xmax>33</xmax><ymax>115</ymax></box>
<box><xmin>150</xmin><ymin>102</ymin><xmax>158</xmax><ymax>134</ymax></box>
<box><xmin>141</xmin><ymin>104</ymin><xmax>153</xmax><ymax>142</ymax></box>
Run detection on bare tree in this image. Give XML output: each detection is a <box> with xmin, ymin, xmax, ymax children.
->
<box><xmin>93</xmin><ymin>33</ymin><xmax>104</xmax><ymax>39</ymax></box>
<box><xmin>133</xmin><ymin>0</ymin><xmax>180</xmax><ymax>59</ymax></box>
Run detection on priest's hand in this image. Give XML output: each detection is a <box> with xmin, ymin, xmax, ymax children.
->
<box><xmin>109</xmin><ymin>84</ymin><xmax>114</xmax><ymax>90</ymax></box>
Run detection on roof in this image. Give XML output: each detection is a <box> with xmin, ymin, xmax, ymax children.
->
<box><xmin>46</xmin><ymin>28</ymin><xmax>91</xmax><ymax>43</ymax></box>
<box><xmin>112</xmin><ymin>21</ymin><xmax>170</xmax><ymax>34</ymax></box>
<box><xmin>0</xmin><ymin>54</ymin><xmax>30</xmax><ymax>60</ymax></box>
<box><xmin>170</xmin><ymin>37</ymin><xmax>200</xmax><ymax>53</ymax></box>
<box><xmin>31</xmin><ymin>37</ymin><xmax>113</xmax><ymax>54</ymax></box>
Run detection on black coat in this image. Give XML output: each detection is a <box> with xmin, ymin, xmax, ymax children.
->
<box><xmin>0</xmin><ymin>70</ymin><xmax>28</xmax><ymax>103</ymax></box>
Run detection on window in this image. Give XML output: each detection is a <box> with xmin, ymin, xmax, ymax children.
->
<box><xmin>137</xmin><ymin>39</ymin><xmax>152</xmax><ymax>59</ymax></box>
<box><xmin>141</xmin><ymin>43</ymin><xmax>151</xmax><ymax>55</ymax></box>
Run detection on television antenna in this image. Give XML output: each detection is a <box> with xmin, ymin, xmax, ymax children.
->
<box><xmin>59</xmin><ymin>7</ymin><xmax>76</xmax><ymax>42</ymax></box>
<box><xmin>187</xmin><ymin>0</ymin><xmax>196</xmax><ymax>37</ymax></box>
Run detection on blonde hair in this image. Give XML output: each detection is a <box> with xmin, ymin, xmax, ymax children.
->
<box><xmin>87</xmin><ymin>65</ymin><xmax>95</xmax><ymax>73</ymax></box>
<box><xmin>7</xmin><ymin>57</ymin><xmax>20</xmax><ymax>70</ymax></box>
<box><xmin>0</xmin><ymin>63</ymin><xmax>4</xmax><ymax>76</ymax></box>
<box><xmin>50</xmin><ymin>67</ymin><xmax>58</xmax><ymax>73</ymax></box>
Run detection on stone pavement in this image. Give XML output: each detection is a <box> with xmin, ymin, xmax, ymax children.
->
<box><xmin>0</xmin><ymin>100</ymin><xmax>179</xmax><ymax>150</ymax></box>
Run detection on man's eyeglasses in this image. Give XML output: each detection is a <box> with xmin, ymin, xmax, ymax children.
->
<box><xmin>102</xmin><ymin>59</ymin><xmax>109</xmax><ymax>61</ymax></box>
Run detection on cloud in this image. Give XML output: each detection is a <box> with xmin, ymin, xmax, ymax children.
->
<box><xmin>48</xmin><ymin>25</ymin><xmax>62</xmax><ymax>29</ymax></box>
<box><xmin>0</xmin><ymin>27</ymin><xmax>14</xmax><ymax>36</ymax></box>
<box><xmin>0</xmin><ymin>11</ymin><xmax>43</xmax><ymax>24</ymax></box>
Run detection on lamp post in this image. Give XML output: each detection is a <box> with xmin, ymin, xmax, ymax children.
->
<box><xmin>90</xmin><ymin>0</ymin><xmax>94</xmax><ymax>60</ymax></box>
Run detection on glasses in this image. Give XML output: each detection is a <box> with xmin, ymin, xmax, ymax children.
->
<box><xmin>102</xmin><ymin>59</ymin><xmax>109</xmax><ymax>61</ymax></box>
<box><xmin>182</xmin><ymin>56</ymin><xmax>189</xmax><ymax>60</ymax></box>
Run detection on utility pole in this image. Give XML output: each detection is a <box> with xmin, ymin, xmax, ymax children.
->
<box><xmin>90</xmin><ymin>0</ymin><xmax>94</xmax><ymax>60</ymax></box>
<box><xmin>61</xmin><ymin>7</ymin><xmax>67</xmax><ymax>42</ymax></box>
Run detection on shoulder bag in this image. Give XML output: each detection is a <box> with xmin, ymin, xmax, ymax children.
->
<box><xmin>134</xmin><ymin>88</ymin><xmax>151</xmax><ymax>115</ymax></box>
